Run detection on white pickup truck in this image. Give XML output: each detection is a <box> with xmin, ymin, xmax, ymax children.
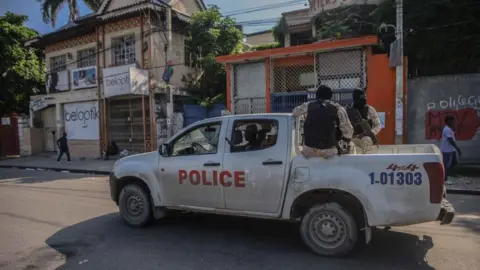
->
<box><xmin>109</xmin><ymin>113</ymin><xmax>454</xmax><ymax>257</ymax></box>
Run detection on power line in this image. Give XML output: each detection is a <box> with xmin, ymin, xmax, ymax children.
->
<box><xmin>222</xmin><ymin>0</ymin><xmax>306</xmax><ymax>17</ymax></box>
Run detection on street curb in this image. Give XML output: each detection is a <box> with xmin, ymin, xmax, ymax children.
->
<box><xmin>446</xmin><ymin>189</ymin><xmax>480</xmax><ymax>196</ymax></box>
<box><xmin>0</xmin><ymin>165</ymin><xmax>110</xmax><ymax>176</ymax></box>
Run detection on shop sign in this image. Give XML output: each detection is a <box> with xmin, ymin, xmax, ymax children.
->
<box><xmin>63</xmin><ymin>101</ymin><xmax>99</xmax><ymax>140</ymax></box>
<box><xmin>103</xmin><ymin>64</ymin><xmax>149</xmax><ymax>98</ymax></box>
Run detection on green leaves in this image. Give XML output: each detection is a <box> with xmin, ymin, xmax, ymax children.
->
<box><xmin>0</xmin><ymin>12</ymin><xmax>45</xmax><ymax>116</ymax></box>
<box><xmin>37</xmin><ymin>0</ymin><xmax>101</xmax><ymax>27</ymax></box>
<box><xmin>183</xmin><ymin>6</ymin><xmax>243</xmax><ymax>108</ymax></box>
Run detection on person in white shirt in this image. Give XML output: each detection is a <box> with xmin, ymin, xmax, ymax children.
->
<box><xmin>440</xmin><ymin>115</ymin><xmax>462</xmax><ymax>183</ymax></box>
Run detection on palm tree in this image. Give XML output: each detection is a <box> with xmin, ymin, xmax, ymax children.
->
<box><xmin>37</xmin><ymin>0</ymin><xmax>103</xmax><ymax>27</ymax></box>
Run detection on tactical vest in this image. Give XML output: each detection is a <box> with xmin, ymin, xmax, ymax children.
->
<box><xmin>347</xmin><ymin>105</ymin><xmax>373</xmax><ymax>136</ymax></box>
<box><xmin>304</xmin><ymin>100</ymin><xmax>339</xmax><ymax>150</ymax></box>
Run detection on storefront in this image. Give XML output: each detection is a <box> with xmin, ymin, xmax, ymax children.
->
<box><xmin>103</xmin><ymin>64</ymin><xmax>150</xmax><ymax>153</ymax></box>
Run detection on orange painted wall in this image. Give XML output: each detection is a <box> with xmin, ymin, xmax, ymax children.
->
<box><xmin>366</xmin><ymin>50</ymin><xmax>396</xmax><ymax>145</ymax></box>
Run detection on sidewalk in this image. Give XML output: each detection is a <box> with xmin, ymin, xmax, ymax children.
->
<box><xmin>0</xmin><ymin>153</ymin><xmax>115</xmax><ymax>175</ymax></box>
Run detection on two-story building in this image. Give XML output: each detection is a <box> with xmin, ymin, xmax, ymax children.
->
<box><xmin>26</xmin><ymin>0</ymin><xmax>205</xmax><ymax>158</ymax></box>
<box><xmin>282</xmin><ymin>0</ymin><xmax>385</xmax><ymax>47</ymax></box>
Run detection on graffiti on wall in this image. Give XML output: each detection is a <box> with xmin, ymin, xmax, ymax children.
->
<box><xmin>425</xmin><ymin>107</ymin><xmax>480</xmax><ymax>140</ymax></box>
<box><xmin>427</xmin><ymin>95</ymin><xmax>480</xmax><ymax>116</ymax></box>
<box><xmin>425</xmin><ymin>94</ymin><xmax>480</xmax><ymax>140</ymax></box>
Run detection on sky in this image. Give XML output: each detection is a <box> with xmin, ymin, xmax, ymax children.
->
<box><xmin>0</xmin><ymin>0</ymin><xmax>308</xmax><ymax>35</ymax></box>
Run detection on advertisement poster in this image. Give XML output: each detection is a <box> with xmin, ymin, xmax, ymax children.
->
<box><xmin>63</xmin><ymin>101</ymin><xmax>99</xmax><ymax>140</ymax></box>
<box><xmin>71</xmin><ymin>66</ymin><xmax>97</xmax><ymax>89</ymax></box>
<box><xmin>46</xmin><ymin>70</ymin><xmax>69</xmax><ymax>92</ymax></box>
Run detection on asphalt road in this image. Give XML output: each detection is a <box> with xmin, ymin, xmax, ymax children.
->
<box><xmin>0</xmin><ymin>169</ymin><xmax>479</xmax><ymax>270</ymax></box>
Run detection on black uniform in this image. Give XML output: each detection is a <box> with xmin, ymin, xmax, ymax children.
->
<box><xmin>56</xmin><ymin>134</ymin><xmax>71</xmax><ymax>162</ymax></box>
<box><xmin>303</xmin><ymin>100</ymin><xmax>339</xmax><ymax>150</ymax></box>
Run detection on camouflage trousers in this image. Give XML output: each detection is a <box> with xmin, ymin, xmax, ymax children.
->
<box><xmin>352</xmin><ymin>136</ymin><xmax>374</xmax><ymax>154</ymax></box>
<box><xmin>301</xmin><ymin>146</ymin><xmax>338</xmax><ymax>159</ymax></box>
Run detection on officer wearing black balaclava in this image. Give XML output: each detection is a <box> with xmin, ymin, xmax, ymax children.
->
<box><xmin>349</xmin><ymin>89</ymin><xmax>381</xmax><ymax>153</ymax></box>
<box><xmin>292</xmin><ymin>85</ymin><xmax>353</xmax><ymax>158</ymax></box>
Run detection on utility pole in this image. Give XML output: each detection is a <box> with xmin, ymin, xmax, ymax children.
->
<box><xmin>395</xmin><ymin>0</ymin><xmax>404</xmax><ymax>144</ymax></box>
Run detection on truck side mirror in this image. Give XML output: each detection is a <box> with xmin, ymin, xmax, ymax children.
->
<box><xmin>159</xmin><ymin>143</ymin><xmax>170</xmax><ymax>156</ymax></box>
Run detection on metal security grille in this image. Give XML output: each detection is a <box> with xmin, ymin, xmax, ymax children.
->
<box><xmin>315</xmin><ymin>49</ymin><xmax>366</xmax><ymax>89</ymax></box>
<box><xmin>77</xmin><ymin>47</ymin><xmax>96</xmax><ymax>68</ymax></box>
<box><xmin>271</xmin><ymin>55</ymin><xmax>315</xmax><ymax>93</ymax></box>
<box><xmin>50</xmin><ymin>55</ymin><xmax>67</xmax><ymax>72</ymax></box>
<box><xmin>232</xmin><ymin>62</ymin><xmax>266</xmax><ymax>114</ymax></box>
<box><xmin>112</xmin><ymin>34</ymin><xmax>136</xmax><ymax>67</ymax></box>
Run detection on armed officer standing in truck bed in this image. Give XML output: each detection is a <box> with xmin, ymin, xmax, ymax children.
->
<box><xmin>292</xmin><ymin>85</ymin><xmax>353</xmax><ymax>158</ymax></box>
<box><xmin>347</xmin><ymin>89</ymin><xmax>382</xmax><ymax>154</ymax></box>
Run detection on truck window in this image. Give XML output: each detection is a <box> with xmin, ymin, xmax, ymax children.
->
<box><xmin>230</xmin><ymin>119</ymin><xmax>278</xmax><ymax>152</ymax></box>
<box><xmin>171</xmin><ymin>122</ymin><xmax>221</xmax><ymax>156</ymax></box>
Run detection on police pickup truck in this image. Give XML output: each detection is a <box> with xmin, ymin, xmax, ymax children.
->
<box><xmin>109</xmin><ymin>113</ymin><xmax>454</xmax><ymax>257</ymax></box>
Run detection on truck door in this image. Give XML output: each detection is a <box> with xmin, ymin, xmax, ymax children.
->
<box><xmin>158</xmin><ymin>120</ymin><xmax>227</xmax><ymax>209</ymax></box>
<box><xmin>222</xmin><ymin>116</ymin><xmax>289</xmax><ymax>214</ymax></box>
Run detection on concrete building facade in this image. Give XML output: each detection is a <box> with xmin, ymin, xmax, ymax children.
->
<box><xmin>26</xmin><ymin>0</ymin><xmax>206</xmax><ymax>158</ymax></box>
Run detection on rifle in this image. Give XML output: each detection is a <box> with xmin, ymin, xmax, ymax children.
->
<box><xmin>346</xmin><ymin>107</ymin><xmax>380</xmax><ymax>148</ymax></box>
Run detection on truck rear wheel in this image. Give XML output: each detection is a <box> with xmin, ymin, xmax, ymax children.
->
<box><xmin>119</xmin><ymin>184</ymin><xmax>153</xmax><ymax>228</ymax></box>
<box><xmin>300</xmin><ymin>202</ymin><xmax>358</xmax><ymax>257</ymax></box>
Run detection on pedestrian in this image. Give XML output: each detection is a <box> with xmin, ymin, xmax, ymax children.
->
<box><xmin>440</xmin><ymin>115</ymin><xmax>462</xmax><ymax>183</ymax></box>
<box><xmin>292</xmin><ymin>85</ymin><xmax>353</xmax><ymax>159</ymax></box>
<box><xmin>56</xmin><ymin>132</ymin><xmax>71</xmax><ymax>163</ymax></box>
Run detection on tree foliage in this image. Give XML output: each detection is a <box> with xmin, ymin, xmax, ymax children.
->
<box><xmin>37</xmin><ymin>0</ymin><xmax>102</xmax><ymax>27</ymax></box>
<box><xmin>272</xmin><ymin>17</ymin><xmax>286</xmax><ymax>47</ymax></box>
<box><xmin>314</xmin><ymin>5</ymin><xmax>378</xmax><ymax>40</ymax></box>
<box><xmin>372</xmin><ymin>0</ymin><xmax>480</xmax><ymax>76</ymax></box>
<box><xmin>251</xmin><ymin>42</ymin><xmax>281</xmax><ymax>51</ymax></box>
<box><xmin>315</xmin><ymin>0</ymin><xmax>480</xmax><ymax>76</ymax></box>
<box><xmin>0</xmin><ymin>12</ymin><xmax>45</xmax><ymax>116</ymax></box>
<box><xmin>183</xmin><ymin>5</ymin><xmax>243</xmax><ymax>108</ymax></box>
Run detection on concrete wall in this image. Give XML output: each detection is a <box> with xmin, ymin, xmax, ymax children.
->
<box><xmin>246</xmin><ymin>32</ymin><xmax>275</xmax><ymax>46</ymax></box>
<box><xmin>171</xmin><ymin>0</ymin><xmax>202</xmax><ymax>15</ymax></box>
<box><xmin>151</xmin><ymin>31</ymin><xmax>196</xmax><ymax>88</ymax></box>
<box><xmin>69</xmin><ymin>140</ymin><xmax>100</xmax><ymax>158</ymax></box>
<box><xmin>407</xmin><ymin>74</ymin><xmax>480</xmax><ymax>164</ymax></box>
<box><xmin>18</xmin><ymin>118</ymin><xmax>45</xmax><ymax>156</ymax></box>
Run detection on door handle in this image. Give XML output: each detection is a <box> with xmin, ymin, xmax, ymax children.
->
<box><xmin>262</xmin><ymin>160</ymin><xmax>283</xmax><ymax>165</ymax></box>
<box><xmin>204</xmin><ymin>162</ymin><xmax>221</xmax><ymax>167</ymax></box>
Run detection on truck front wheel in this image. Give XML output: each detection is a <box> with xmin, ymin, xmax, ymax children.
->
<box><xmin>300</xmin><ymin>202</ymin><xmax>358</xmax><ymax>257</ymax></box>
<box><xmin>119</xmin><ymin>184</ymin><xmax>153</xmax><ymax>228</ymax></box>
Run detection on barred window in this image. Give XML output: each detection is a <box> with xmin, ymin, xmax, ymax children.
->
<box><xmin>112</xmin><ymin>34</ymin><xmax>136</xmax><ymax>66</ymax></box>
<box><xmin>50</xmin><ymin>55</ymin><xmax>66</xmax><ymax>73</ymax></box>
<box><xmin>77</xmin><ymin>47</ymin><xmax>96</xmax><ymax>68</ymax></box>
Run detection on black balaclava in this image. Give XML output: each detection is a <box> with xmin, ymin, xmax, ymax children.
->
<box><xmin>352</xmin><ymin>89</ymin><xmax>367</xmax><ymax>109</ymax></box>
<box><xmin>316</xmin><ymin>85</ymin><xmax>333</xmax><ymax>100</ymax></box>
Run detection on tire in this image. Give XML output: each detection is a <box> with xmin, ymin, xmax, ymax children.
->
<box><xmin>118</xmin><ymin>184</ymin><xmax>153</xmax><ymax>228</ymax></box>
<box><xmin>300</xmin><ymin>202</ymin><xmax>358</xmax><ymax>257</ymax></box>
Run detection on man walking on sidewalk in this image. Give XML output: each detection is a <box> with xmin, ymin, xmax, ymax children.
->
<box><xmin>56</xmin><ymin>132</ymin><xmax>71</xmax><ymax>163</ymax></box>
<box><xmin>440</xmin><ymin>116</ymin><xmax>462</xmax><ymax>183</ymax></box>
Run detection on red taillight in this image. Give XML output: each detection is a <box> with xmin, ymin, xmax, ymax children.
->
<box><xmin>424</xmin><ymin>162</ymin><xmax>444</xmax><ymax>204</ymax></box>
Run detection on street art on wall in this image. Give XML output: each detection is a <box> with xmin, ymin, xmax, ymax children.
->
<box><xmin>425</xmin><ymin>94</ymin><xmax>480</xmax><ymax>140</ymax></box>
<box><xmin>425</xmin><ymin>108</ymin><xmax>480</xmax><ymax>140</ymax></box>
<box><xmin>407</xmin><ymin>75</ymin><xmax>480</xmax><ymax>163</ymax></box>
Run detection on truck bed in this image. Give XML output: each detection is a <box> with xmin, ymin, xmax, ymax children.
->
<box><xmin>370</xmin><ymin>144</ymin><xmax>441</xmax><ymax>155</ymax></box>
